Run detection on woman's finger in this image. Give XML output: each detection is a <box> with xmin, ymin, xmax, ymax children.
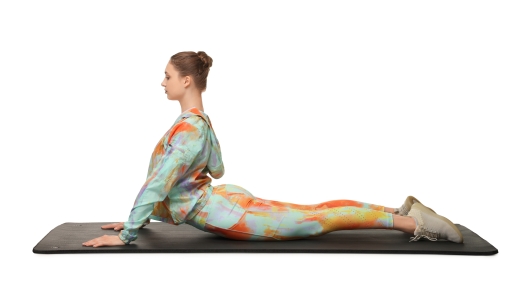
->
<box><xmin>84</xmin><ymin>234</ymin><xmax>126</xmax><ymax>247</ymax></box>
<box><xmin>101</xmin><ymin>222</ymin><xmax>124</xmax><ymax>229</ymax></box>
<box><xmin>92</xmin><ymin>238</ymin><xmax>103</xmax><ymax>247</ymax></box>
<box><xmin>82</xmin><ymin>239</ymin><xmax>94</xmax><ymax>246</ymax></box>
<box><xmin>83</xmin><ymin>236</ymin><xmax>103</xmax><ymax>246</ymax></box>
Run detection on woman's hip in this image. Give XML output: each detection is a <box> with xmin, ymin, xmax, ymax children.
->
<box><xmin>186</xmin><ymin>184</ymin><xmax>254</xmax><ymax>228</ymax></box>
<box><xmin>185</xmin><ymin>183</ymin><xmax>289</xmax><ymax>238</ymax></box>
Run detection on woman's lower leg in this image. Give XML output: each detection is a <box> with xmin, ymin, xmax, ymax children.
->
<box><xmin>273</xmin><ymin>209</ymin><xmax>417</xmax><ymax>239</ymax></box>
<box><xmin>253</xmin><ymin>196</ymin><xmax>394</xmax><ymax>213</ymax></box>
<box><xmin>271</xmin><ymin>206</ymin><xmax>395</xmax><ymax>240</ymax></box>
<box><xmin>393</xmin><ymin>215</ymin><xmax>417</xmax><ymax>234</ymax></box>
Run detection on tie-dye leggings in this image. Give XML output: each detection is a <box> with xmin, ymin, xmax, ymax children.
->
<box><xmin>186</xmin><ymin>184</ymin><xmax>394</xmax><ymax>240</ymax></box>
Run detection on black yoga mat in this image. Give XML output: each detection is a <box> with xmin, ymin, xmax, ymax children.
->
<box><xmin>33</xmin><ymin>222</ymin><xmax>498</xmax><ymax>255</ymax></box>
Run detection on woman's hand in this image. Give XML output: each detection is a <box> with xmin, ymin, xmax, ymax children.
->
<box><xmin>101</xmin><ymin>222</ymin><xmax>124</xmax><ymax>231</ymax></box>
<box><xmin>101</xmin><ymin>220</ymin><xmax>150</xmax><ymax>231</ymax></box>
<box><xmin>82</xmin><ymin>235</ymin><xmax>125</xmax><ymax>247</ymax></box>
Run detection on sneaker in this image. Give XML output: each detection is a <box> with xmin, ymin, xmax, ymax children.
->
<box><xmin>395</xmin><ymin>195</ymin><xmax>435</xmax><ymax>216</ymax></box>
<box><xmin>407</xmin><ymin>202</ymin><xmax>464</xmax><ymax>243</ymax></box>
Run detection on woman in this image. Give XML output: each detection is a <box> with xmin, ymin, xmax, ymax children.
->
<box><xmin>82</xmin><ymin>51</ymin><xmax>463</xmax><ymax>248</ymax></box>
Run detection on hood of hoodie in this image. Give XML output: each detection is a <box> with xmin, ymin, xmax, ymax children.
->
<box><xmin>174</xmin><ymin>107</ymin><xmax>224</xmax><ymax>179</ymax></box>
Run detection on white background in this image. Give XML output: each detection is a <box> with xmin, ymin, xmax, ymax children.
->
<box><xmin>1</xmin><ymin>0</ymin><xmax>526</xmax><ymax>297</ymax></box>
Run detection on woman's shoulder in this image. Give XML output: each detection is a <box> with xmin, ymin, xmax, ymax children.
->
<box><xmin>167</xmin><ymin>115</ymin><xmax>208</xmax><ymax>143</ymax></box>
<box><xmin>181</xmin><ymin>114</ymin><xmax>208</xmax><ymax>130</ymax></box>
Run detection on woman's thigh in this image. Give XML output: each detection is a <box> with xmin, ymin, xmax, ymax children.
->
<box><xmin>185</xmin><ymin>183</ymin><xmax>392</xmax><ymax>241</ymax></box>
<box><xmin>186</xmin><ymin>184</ymin><xmax>253</xmax><ymax>230</ymax></box>
<box><xmin>186</xmin><ymin>184</ymin><xmax>289</xmax><ymax>240</ymax></box>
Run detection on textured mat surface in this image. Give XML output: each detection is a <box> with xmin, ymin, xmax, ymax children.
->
<box><xmin>33</xmin><ymin>222</ymin><xmax>498</xmax><ymax>255</ymax></box>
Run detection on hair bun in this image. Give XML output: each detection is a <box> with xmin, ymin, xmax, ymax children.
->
<box><xmin>197</xmin><ymin>51</ymin><xmax>213</xmax><ymax>69</ymax></box>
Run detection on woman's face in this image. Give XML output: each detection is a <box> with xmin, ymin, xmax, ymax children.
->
<box><xmin>161</xmin><ymin>61</ymin><xmax>189</xmax><ymax>100</ymax></box>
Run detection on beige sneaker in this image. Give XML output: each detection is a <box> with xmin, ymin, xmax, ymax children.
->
<box><xmin>395</xmin><ymin>195</ymin><xmax>435</xmax><ymax>216</ymax></box>
<box><xmin>407</xmin><ymin>202</ymin><xmax>464</xmax><ymax>243</ymax></box>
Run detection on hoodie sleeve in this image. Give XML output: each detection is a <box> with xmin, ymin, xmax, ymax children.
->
<box><xmin>207</xmin><ymin>137</ymin><xmax>224</xmax><ymax>179</ymax></box>
<box><xmin>119</xmin><ymin>116</ymin><xmax>207</xmax><ymax>244</ymax></box>
<box><xmin>206</xmin><ymin>119</ymin><xmax>225</xmax><ymax>179</ymax></box>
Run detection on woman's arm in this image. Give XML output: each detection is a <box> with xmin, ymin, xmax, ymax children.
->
<box><xmin>118</xmin><ymin>116</ymin><xmax>207</xmax><ymax>244</ymax></box>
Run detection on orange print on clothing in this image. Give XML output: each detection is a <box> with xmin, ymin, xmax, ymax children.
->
<box><xmin>263</xmin><ymin>225</ymin><xmax>277</xmax><ymax>238</ymax></box>
<box><xmin>204</xmin><ymin>223</ymin><xmax>253</xmax><ymax>240</ymax></box>
<box><xmin>168</xmin><ymin>121</ymin><xmax>199</xmax><ymax>144</ymax></box>
<box><xmin>179</xmin><ymin>207</ymin><xmax>188</xmax><ymax>218</ymax></box>
<box><xmin>228</xmin><ymin>214</ymin><xmax>253</xmax><ymax>234</ymax></box>
<box><xmin>152</xmin><ymin>140</ymin><xmax>165</xmax><ymax>157</ymax></box>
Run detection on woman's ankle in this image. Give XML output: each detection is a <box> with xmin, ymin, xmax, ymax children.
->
<box><xmin>393</xmin><ymin>215</ymin><xmax>417</xmax><ymax>234</ymax></box>
<box><xmin>384</xmin><ymin>207</ymin><xmax>396</xmax><ymax>214</ymax></box>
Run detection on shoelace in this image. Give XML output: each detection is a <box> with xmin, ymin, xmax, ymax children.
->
<box><xmin>397</xmin><ymin>198</ymin><xmax>420</xmax><ymax>215</ymax></box>
<box><xmin>409</xmin><ymin>225</ymin><xmax>439</xmax><ymax>242</ymax></box>
<box><xmin>397</xmin><ymin>205</ymin><xmax>409</xmax><ymax>216</ymax></box>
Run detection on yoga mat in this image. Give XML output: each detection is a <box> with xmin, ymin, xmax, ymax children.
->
<box><xmin>33</xmin><ymin>222</ymin><xmax>498</xmax><ymax>255</ymax></box>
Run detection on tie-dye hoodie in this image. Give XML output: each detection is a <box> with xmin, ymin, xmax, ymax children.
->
<box><xmin>119</xmin><ymin>107</ymin><xmax>224</xmax><ymax>244</ymax></box>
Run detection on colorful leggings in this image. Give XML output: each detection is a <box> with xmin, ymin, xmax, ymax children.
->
<box><xmin>186</xmin><ymin>184</ymin><xmax>394</xmax><ymax>240</ymax></box>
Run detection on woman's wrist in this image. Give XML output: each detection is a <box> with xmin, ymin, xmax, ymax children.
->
<box><xmin>118</xmin><ymin>231</ymin><xmax>130</xmax><ymax>245</ymax></box>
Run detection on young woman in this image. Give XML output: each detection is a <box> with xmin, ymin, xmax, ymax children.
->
<box><xmin>82</xmin><ymin>51</ymin><xmax>463</xmax><ymax>248</ymax></box>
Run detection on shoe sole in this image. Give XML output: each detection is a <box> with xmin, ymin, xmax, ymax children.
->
<box><xmin>413</xmin><ymin>202</ymin><xmax>463</xmax><ymax>243</ymax></box>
